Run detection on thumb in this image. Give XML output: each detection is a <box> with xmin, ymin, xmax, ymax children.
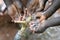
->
<box><xmin>40</xmin><ymin>15</ymin><xmax>46</xmax><ymax>22</ymax></box>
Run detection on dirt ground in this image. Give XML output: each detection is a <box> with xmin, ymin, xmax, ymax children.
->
<box><xmin>0</xmin><ymin>15</ymin><xmax>18</xmax><ymax>40</ymax></box>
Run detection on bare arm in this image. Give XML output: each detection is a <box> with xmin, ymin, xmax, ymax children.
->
<box><xmin>35</xmin><ymin>17</ymin><xmax>60</xmax><ymax>33</ymax></box>
<box><xmin>43</xmin><ymin>0</ymin><xmax>60</xmax><ymax>19</ymax></box>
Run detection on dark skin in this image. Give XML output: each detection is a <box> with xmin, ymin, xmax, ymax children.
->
<box><xmin>4</xmin><ymin>0</ymin><xmax>60</xmax><ymax>33</ymax></box>
<box><xmin>3</xmin><ymin>0</ymin><xmax>53</xmax><ymax>21</ymax></box>
<box><xmin>3</xmin><ymin>0</ymin><xmax>40</xmax><ymax>21</ymax></box>
<box><xmin>36</xmin><ymin>0</ymin><xmax>60</xmax><ymax>22</ymax></box>
<box><xmin>33</xmin><ymin>17</ymin><xmax>60</xmax><ymax>33</ymax></box>
<box><xmin>36</xmin><ymin>0</ymin><xmax>48</xmax><ymax>11</ymax></box>
<box><xmin>3</xmin><ymin>0</ymin><xmax>23</xmax><ymax>21</ymax></box>
<box><xmin>30</xmin><ymin>0</ymin><xmax>60</xmax><ymax>33</ymax></box>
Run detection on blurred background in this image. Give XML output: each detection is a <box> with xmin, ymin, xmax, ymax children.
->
<box><xmin>0</xmin><ymin>0</ymin><xmax>60</xmax><ymax>40</ymax></box>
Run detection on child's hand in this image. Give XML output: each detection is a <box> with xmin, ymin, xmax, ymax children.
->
<box><xmin>36</xmin><ymin>12</ymin><xmax>46</xmax><ymax>23</ymax></box>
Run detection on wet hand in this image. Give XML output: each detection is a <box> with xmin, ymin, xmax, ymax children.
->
<box><xmin>29</xmin><ymin>20</ymin><xmax>47</xmax><ymax>33</ymax></box>
<box><xmin>36</xmin><ymin>12</ymin><xmax>46</xmax><ymax>23</ymax></box>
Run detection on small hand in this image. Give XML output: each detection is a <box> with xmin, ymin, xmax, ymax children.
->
<box><xmin>36</xmin><ymin>12</ymin><xmax>46</xmax><ymax>23</ymax></box>
<box><xmin>29</xmin><ymin>20</ymin><xmax>47</xmax><ymax>33</ymax></box>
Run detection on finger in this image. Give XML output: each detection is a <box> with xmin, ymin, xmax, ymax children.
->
<box><xmin>40</xmin><ymin>16</ymin><xmax>45</xmax><ymax>22</ymax></box>
<box><xmin>39</xmin><ymin>0</ymin><xmax>48</xmax><ymax>11</ymax></box>
<box><xmin>36</xmin><ymin>12</ymin><xmax>42</xmax><ymax>17</ymax></box>
<box><xmin>29</xmin><ymin>27</ymin><xmax>36</xmax><ymax>33</ymax></box>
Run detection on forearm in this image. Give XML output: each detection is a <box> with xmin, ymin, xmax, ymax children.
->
<box><xmin>14</xmin><ymin>0</ymin><xmax>22</xmax><ymax>9</ymax></box>
<box><xmin>43</xmin><ymin>0</ymin><xmax>60</xmax><ymax>19</ymax></box>
<box><xmin>35</xmin><ymin>17</ymin><xmax>60</xmax><ymax>33</ymax></box>
<box><xmin>38</xmin><ymin>0</ymin><xmax>48</xmax><ymax>11</ymax></box>
<box><xmin>13</xmin><ymin>0</ymin><xmax>23</xmax><ymax>13</ymax></box>
<box><xmin>3</xmin><ymin>0</ymin><xmax>13</xmax><ymax>7</ymax></box>
<box><xmin>40</xmin><ymin>0</ymin><xmax>48</xmax><ymax>7</ymax></box>
<box><xmin>44</xmin><ymin>17</ymin><xmax>60</xmax><ymax>28</ymax></box>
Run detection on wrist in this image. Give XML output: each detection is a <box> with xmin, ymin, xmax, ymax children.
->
<box><xmin>34</xmin><ymin>21</ymin><xmax>48</xmax><ymax>33</ymax></box>
<box><xmin>42</xmin><ymin>12</ymin><xmax>49</xmax><ymax>19</ymax></box>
